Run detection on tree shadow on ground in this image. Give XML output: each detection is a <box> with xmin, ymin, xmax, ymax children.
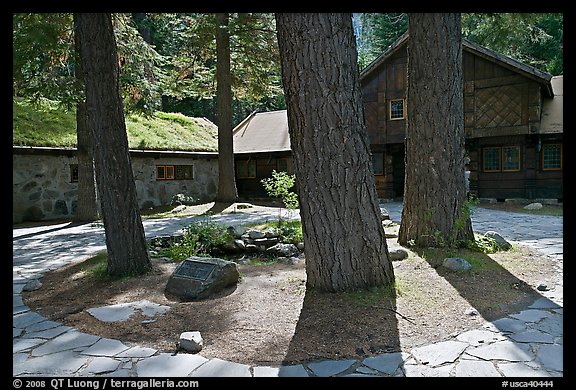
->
<box><xmin>282</xmin><ymin>285</ymin><xmax>401</xmax><ymax>368</ymax></box>
<box><xmin>413</xmin><ymin>246</ymin><xmax>556</xmax><ymax>322</ymax></box>
<box><xmin>204</xmin><ymin>202</ymin><xmax>234</xmax><ymax>215</ymax></box>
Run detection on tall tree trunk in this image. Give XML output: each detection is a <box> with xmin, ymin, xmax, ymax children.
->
<box><xmin>73</xmin><ymin>14</ymin><xmax>99</xmax><ymax>222</ymax></box>
<box><xmin>398</xmin><ymin>13</ymin><xmax>474</xmax><ymax>247</ymax></box>
<box><xmin>76</xmin><ymin>13</ymin><xmax>151</xmax><ymax>276</ymax></box>
<box><xmin>215</xmin><ymin>13</ymin><xmax>238</xmax><ymax>203</ymax></box>
<box><xmin>276</xmin><ymin>13</ymin><xmax>395</xmax><ymax>292</ymax></box>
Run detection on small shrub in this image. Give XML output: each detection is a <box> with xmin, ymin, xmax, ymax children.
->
<box><xmin>164</xmin><ymin>219</ymin><xmax>233</xmax><ymax>260</ymax></box>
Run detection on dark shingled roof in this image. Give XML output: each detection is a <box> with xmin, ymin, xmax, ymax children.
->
<box><xmin>232</xmin><ymin>110</ymin><xmax>290</xmax><ymax>154</ymax></box>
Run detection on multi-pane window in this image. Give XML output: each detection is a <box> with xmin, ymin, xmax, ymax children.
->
<box><xmin>542</xmin><ymin>144</ymin><xmax>562</xmax><ymax>170</ymax></box>
<box><xmin>156</xmin><ymin>165</ymin><xmax>193</xmax><ymax>180</ymax></box>
<box><xmin>70</xmin><ymin>164</ymin><xmax>79</xmax><ymax>183</ymax></box>
<box><xmin>277</xmin><ymin>158</ymin><xmax>292</xmax><ymax>174</ymax></box>
<box><xmin>372</xmin><ymin>152</ymin><xmax>384</xmax><ymax>175</ymax></box>
<box><xmin>502</xmin><ymin>146</ymin><xmax>520</xmax><ymax>171</ymax></box>
<box><xmin>482</xmin><ymin>146</ymin><xmax>521</xmax><ymax>172</ymax></box>
<box><xmin>389</xmin><ymin>99</ymin><xmax>405</xmax><ymax>120</ymax></box>
<box><xmin>236</xmin><ymin>160</ymin><xmax>256</xmax><ymax>178</ymax></box>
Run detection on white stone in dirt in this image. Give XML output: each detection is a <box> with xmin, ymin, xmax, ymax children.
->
<box><xmin>87</xmin><ymin>300</ymin><xmax>170</xmax><ymax>323</ymax></box>
<box><xmin>524</xmin><ymin>202</ymin><xmax>543</xmax><ymax>210</ymax></box>
<box><xmin>179</xmin><ymin>331</ymin><xmax>203</xmax><ymax>353</ymax></box>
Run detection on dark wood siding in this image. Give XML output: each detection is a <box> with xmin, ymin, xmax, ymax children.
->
<box><xmin>235</xmin><ymin>152</ymin><xmax>293</xmax><ymax>198</ymax></box>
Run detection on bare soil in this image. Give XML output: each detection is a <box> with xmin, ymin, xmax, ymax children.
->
<box><xmin>23</xmin><ymin>225</ymin><xmax>559</xmax><ymax>367</ymax></box>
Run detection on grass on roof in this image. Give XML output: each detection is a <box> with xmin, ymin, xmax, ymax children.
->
<box><xmin>12</xmin><ymin>97</ymin><xmax>218</xmax><ymax>152</ymax></box>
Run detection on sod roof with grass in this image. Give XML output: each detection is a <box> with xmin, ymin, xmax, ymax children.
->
<box><xmin>12</xmin><ymin>98</ymin><xmax>218</xmax><ymax>152</ymax></box>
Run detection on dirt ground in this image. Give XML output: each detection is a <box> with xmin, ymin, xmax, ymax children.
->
<box><xmin>23</xmin><ymin>226</ymin><xmax>560</xmax><ymax>367</ymax></box>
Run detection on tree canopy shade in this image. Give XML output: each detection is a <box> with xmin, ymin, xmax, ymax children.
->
<box><xmin>276</xmin><ymin>13</ymin><xmax>395</xmax><ymax>292</ymax></box>
<box><xmin>76</xmin><ymin>13</ymin><xmax>152</xmax><ymax>276</ymax></box>
<box><xmin>398</xmin><ymin>13</ymin><xmax>474</xmax><ymax>248</ymax></box>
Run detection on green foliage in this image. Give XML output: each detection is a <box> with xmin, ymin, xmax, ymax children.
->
<box><xmin>162</xmin><ymin>219</ymin><xmax>233</xmax><ymax>260</ymax></box>
<box><xmin>13</xmin><ymin>97</ymin><xmax>217</xmax><ymax>151</ymax></box>
<box><xmin>83</xmin><ymin>252</ymin><xmax>145</xmax><ymax>281</ymax></box>
<box><xmin>462</xmin><ymin>13</ymin><xmax>563</xmax><ymax>75</ymax></box>
<box><xmin>261</xmin><ymin>170</ymin><xmax>299</xmax><ymax>224</ymax></box>
<box><xmin>356</xmin><ymin>13</ymin><xmax>408</xmax><ymax>71</ymax></box>
<box><xmin>250</xmin><ymin>220</ymin><xmax>303</xmax><ymax>245</ymax></box>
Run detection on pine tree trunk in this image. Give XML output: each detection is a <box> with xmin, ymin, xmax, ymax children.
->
<box><xmin>276</xmin><ymin>13</ymin><xmax>395</xmax><ymax>292</ymax></box>
<box><xmin>215</xmin><ymin>13</ymin><xmax>238</xmax><ymax>203</ymax></box>
<box><xmin>398</xmin><ymin>13</ymin><xmax>474</xmax><ymax>247</ymax></box>
<box><xmin>76</xmin><ymin>13</ymin><xmax>151</xmax><ymax>276</ymax></box>
<box><xmin>73</xmin><ymin>14</ymin><xmax>99</xmax><ymax>222</ymax></box>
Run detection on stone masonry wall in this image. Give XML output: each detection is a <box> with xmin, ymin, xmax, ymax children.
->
<box><xmin>13</xmin><ymin>152</ymin><xmax>219</xmax><ymax>223</ymax></box>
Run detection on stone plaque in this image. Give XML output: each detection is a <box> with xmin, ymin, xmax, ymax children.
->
<box><xmin>165</xmin><ymin>256</ymin><xmax>240</xmax><ymax>301</ymax></box>
<box><xmin>174</xmin><ymin>260</ymin><xmax>217</xmax><ymax>281</ymax></box>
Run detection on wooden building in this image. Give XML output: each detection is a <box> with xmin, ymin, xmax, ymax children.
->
<box><xmin>233</xmin><ymin>33</ymin><xmax>563</xmax><ymax>202</ymax></box>
<box><xmin>232</xmin><ymin>110</ymin><xmax>293</xmax><ymax>198</ymax></box>
<box><xmin>360</xmin><ymin>32</ymin><xmax>563</xmax><ymax>201</ymax></box>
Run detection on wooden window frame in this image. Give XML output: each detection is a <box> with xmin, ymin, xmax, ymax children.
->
<box><xmin>156</xmin><ymin>164</ymin><xmax>193</xmax><ymax>181</ymax></box>
<box><xmin>372</xmin><ymin>152</ymin><xmax>385</xmax><ymax>176</ymax></box>
<box><xmin>389</xmin><ymin>98</ymin><xmax>406</xmax><ymax>120</ymax></box>
<box><xmin>237</xmin><ymin>160</ymin><xmax>256</xmax><ymax>179</ymax></box>
<box><xmin>542</xmin><ymin>143</ymin><xmax>562</xmax><ymax>171</ymax></box>
<box><xmin>482</xmin><ymin>146</ymin><xmax>521</xmax><ymax>173</ymax></box>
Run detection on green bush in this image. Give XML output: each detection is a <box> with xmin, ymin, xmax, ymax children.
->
<box><xmin>163</xmin><ymin>220</ymin><xmax>233</xmax><ymax>260</ymax></box>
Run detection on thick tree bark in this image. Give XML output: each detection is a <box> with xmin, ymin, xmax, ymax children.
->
<box><xmin>215</xmin><ymin>13</ymin><xmax>238</xmax><ymax>203</ymax></box>
<box><xmin>73</xmin><ymin>14</ymin><xmax>99</xmax><ymax>222</ymax></box>
<box><xmin>76</xmin><ymin>13</ymin><xmax>151</xmax><ymax>276</ymax></box>
<box><xmin>276</xmin><ymin>13</ymin><xmax>395</xmax><ymax>292</ymax></box>
<box><xmin>398</xmin><ymin>13</ymin><xmax>474</xmax><ymax>247</ymax></box>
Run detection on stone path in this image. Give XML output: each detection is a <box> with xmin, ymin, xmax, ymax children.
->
<box><xmin>13</xmin><ymin>203</ymin><xmax>563</xmax><ymax>377</ymax></box>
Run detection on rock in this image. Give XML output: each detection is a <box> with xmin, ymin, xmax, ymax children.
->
<box><xmin>227</xmin><ymin>226</ymin><xmax>246</xmax><ymax>238</ymax></box>
<box><xmin>266</xmin><ymin>243</ymin><xmax>299</xmax><ymax>257</ymax></box>
<box><xmin>170</xmin><ymin>193</ymin><xmax>196</xmax><ymax>206</ymax></box>
<box><xmin>524</xmin><ymin>202</ymin><xmax>543</xmax><ymax>210</ymax></box>
<box><xmin>296</xmin><ymin>242</ymin><xmax>305</xmax><ymax>251</ymax></box>
<box><xmin>380</xmin><ymin>208</ymin><xmax>390</xmax><ymax>221</ymax></box>
<box><xmin>165</xmin><ymin>257</ymin><xmax>240</xmax><ymax>301</ymax></box>
<box><xmin>265</xmin><ymin>228</ymin><xmax>280</xmax><ymax>238</ymax></box>
<box><xmin>442</xmin><ymin>257</ymin><xmax>472</xmax><ymax>272</ymax></box>
<box><xmin>465</xmin><ymin>307</ymin><xmax>479</xmax><ymax>316</ymax></box>
<box><xmin>23</xmin><ymin>279</ymin><xmax>42</xmax><ymax>291</ymax></box>
<box><xmin>248</xmin><ymin>230</ymin><xmax>266</xmax><ymax>239</ymax></box>
<box><xmin>389</xmin><ymin>249</ymin><xmax>408</xmax><ymax>261</ymax></box>
<box><xmin>483</xmin><ymin>231</ymin><xmax>512</xmax><ymax>250</ymax></box>
<box><xmin>179</xmin><ymin>331</ymin><xmax>203</xmax><ymax>353</ymax></box>
<box><xmin>536</xmin><ymin>282</ymin><xmax>550</xmax><ymax>291</ymax></box>
<box><xmin>234</xmin><ymin>239</ymin><xmax>246</xmax><ymax>249</ymax></box>
<box><xmin>385</xmin><ymin>232</ymin><xmax>398</xmax><ymax>238</ymax></box>
<box><xmin>172</xmin><ymin>205</ymin><xmax>186</xmax><ymax>213</ymax></box>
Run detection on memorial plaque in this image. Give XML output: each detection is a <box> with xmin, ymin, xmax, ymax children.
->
<box><xmin>174</xmin><ymin>260</ymin><xmax>217</xmax><ymax>281</ymax></box>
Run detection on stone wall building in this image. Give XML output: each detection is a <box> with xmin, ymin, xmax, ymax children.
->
<box><xmin>13</xmin><ymin>146</ymin><xmax>218</xmax><ymax>223</ymax></box>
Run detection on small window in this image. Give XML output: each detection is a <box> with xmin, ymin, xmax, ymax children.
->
<box><xmin>175</xmin><ymin>165</ymin><xmax>194</xmax><ymax>179</ymax></box>
<box><xmin>372</xmin><ymin>152</ymin><xmax>384</xmax><ymax>175</ymax></box>
<box><xmin>542</xmin><ymin>144</ymin><xmax>562</xmax><ymax>170</ymax></box>
<box><xmin>389</xmin><ymin>99</ymin><xmax>405</xmax><ymax>120</ymax></box>
<box><xmin>502</xmin><ymin>146</ymin><xmax>520</xmax><ymax>172</ymax></box>
<box><xmin>277</xmin><ymin>158</ymin><xmax>291</xmax><ymax>174</ymax></box>
<box><xmin>237</xmin><ymin>160</ymin><xmax>256</xmax><ymax>179</ymax></box>
<box><xmin>482</xmin><ymin>147</ymin><xmax>501</xmax><ymax>172</ymax></box>
<box><xmin>156</xmin><ymin>165</ymin><xmax>174</xmax><ymax>180</ymax></box>
<box><xmin>70</xmin><ymin>164</ymin><xmax>79</xmax><ymax>183</ymax></box>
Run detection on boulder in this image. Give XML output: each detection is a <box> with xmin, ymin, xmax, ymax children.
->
<box><xmin>179</xmin><ymin>331</ymin><xmax>203</xmax><ymax>353</ymax></box>
<box><xmin>23</xmin><ymin>279</ymin><xmax>42</xmax><ymax>291</ymax></box>
<box><xmin>442</xmin><ymin>257</ymin><xmax>472</xmax><ymax>272</ymax></box>
<box><xmin>266</xmin><ymin>243</ymin><xmax>299</xmax><ymax>257</ymax></box>
<box><xmin>248</xmin><ymin>230</ymin><xmax>266</xmax><ymax>239</ymax></box>
<box><xmin>380</xmin><ymin>208</ymin><xmax>390</xmax><ymax>221</ymax></box>
<box><xmin>389</xmin><ymin>248</ymin><xmax>409</xmax><ymax>261</ymax></box>
<box><xmin>165</xmin><ymin>257</ymin><xmax>239</xmax><ymax>301</ymax></box>
<box><xmin>524</xmin><ymin>202</ymin><xmax>543</xmax><ymax>210</ymax></box>
<box><xmin>483</xmin><ymin>231</ymin><xmax>512</xmax><ymax>250</ymax></box>
<box><xmin>227</xmin><ymin>225</ymin><xmax>246</xmax><ymax>238</ymax></box>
